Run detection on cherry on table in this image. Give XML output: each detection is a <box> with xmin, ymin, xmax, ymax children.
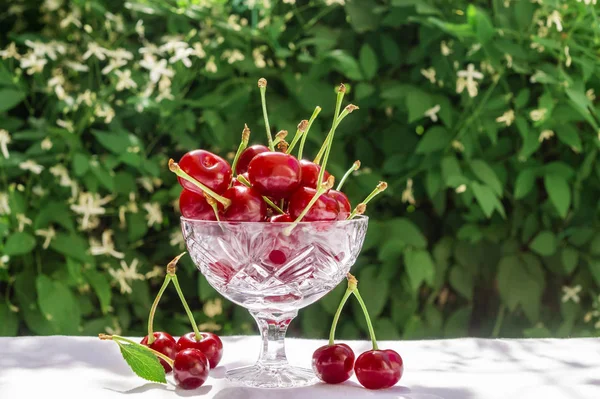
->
<box><xmin>176</xmin><ymin>332</ymin><xmax>223</xmax><ymax>369</ymax></box>
<box><xmin>288</xmin><ymin>186</ymin><xmax>339</xmax><ymax>221</ymax></box>
<box><xmin>247</xmin><ymin>152</ymin><xmax>302</xmax><ymax>200</ymax></box>
<box><xmin>354</xmin><ymin>349</ymin><xmax>404</xmax><ymax>390</ymax></box>
<box><xmin>236</xmin><ymin>144</ymin><xmax>269</xmax><ymax>175</ymax></box>
<box><xmin>220</xmin><ymin>185</ymin><xmax>266</xmax><ymax>221</ymax></box>
<box><xmin>177</xmin><ymin>149</ymin><xmax>232</xmax><ymax>195</ymax></box>
<box><xmin>140</xmin><ymin>332</ymin><xmax>177</xmax><ymax>373</ymax></box>
<box><xmin>312</xmin><ymin>343</ymin><xmax>355</xmax><ymax>384</ymax></box>
<box><xmin>179</xmin><ymin>189</ymin><xmax>217</xmax><ymax>220</ymax></box>
<box><xmin>173</xmin><ymin>348</ymin><xmax>210</xmax><ymax>390</ymax></box>
<box><xmin>327</xmin><ymin>189</ymin><xmax>351</xmax><ymax>220</ymax></box>
<box><xmin>299</xmin><ymin>159</ymin><xmax>330</xmax><ymax>189</ymax></box>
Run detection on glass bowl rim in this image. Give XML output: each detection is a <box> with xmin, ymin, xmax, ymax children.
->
<box><xmin>180</xmin><ymin>214</ymin><xmax>369</xmax><ymax>225</ymax></box>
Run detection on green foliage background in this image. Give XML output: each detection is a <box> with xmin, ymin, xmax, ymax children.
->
<box><xmin>1</xmin><ymin>0</ymin><xmax>600</xmax><ymax>340</ymax></box>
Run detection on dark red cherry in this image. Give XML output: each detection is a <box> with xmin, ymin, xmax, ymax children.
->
<box><xmin>288</xmin><ymin>187</ymin><xmax>339</xmax><ymax>221</ymax></box>
<box><xmin>247</xmin><ymin>152</ymin><xmax>302</xmax><ymax>200</ymax></box>
<box><xmin>354</xmin><ymin>349</ymin><xmax>404</xmax><ymax>390</ymax></box>
<box><xmin>179</xmin><ymin>189</ymin><xmax>217</xmax><ymax>220</ymax></box>
<box><xmin>176</xmin><ymin>332</ymin><xmax>223</xmax><ymax>369</ymax></box>
<box><xmin>140</xmin><ymin>332</ymin><xmax>177</xmax><ymax>373</ymax></box>
<box><xmin>312</xmin><ymin>343</ymin><xmax>355</xmax><ymax>384</ymax></box>
<box><xmin>327</xmin><ymin>190</ymin><xmax>351</xmax><ymax>220</ymax></box>
<box><xmin>220</xmin><ymin>185</ymin><xmax>266</xmax><ymax>221</ymax></box>
<box><xmin>236</xmin><ymin>144</ymin><xmax>269</xmax><ymax>175</ymax></box>
<box><xmin>299</xmin><ymin>159</ymin><xmax>331</xmax><ymax>189</ymax></box>
<box><xmin>269</xmin><ymin>214</ymin><xmax>293</xmax><ymax>222</ymax></box>
<box><xmin>177</xmin><ymin>150</ymin><xmax>232</xmax><ymax>195</ymax></box>
<box><xmin>173</xmin><ymin>348</ymin><xmax>209</xmax><ymax>389</ymax></box>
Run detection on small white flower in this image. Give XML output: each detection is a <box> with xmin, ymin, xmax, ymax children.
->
<box><xmin>529</xmin><ymin>108</ymin><xmax>547</xmax><ymax>122</ymax></box>
<box><xmin>19</xmin><ymin>160</ymin><xmax>44</xmax><ymax>174</ymax></box>
<box><xmin>41</xmin><ymin>137</ymin><xmax>53</xmax><ymax>150</ymax></box>
<box><xmin>455</xmin><ymin>184</ymin><xmax>467</xmax><ymax>194</ymax></box>
<box><xmin>586</xmin><ymin>89</ymin><xmax>596</xmax><ymax>101</ymax></box>
<box><xmin>424</xmin><ymin>104</ymin><xmax>441</xmax><ymax>122</ymax></box>
<box><xmin>57</xmin><ymin>119</ymin><xmax>74</xmax><ymax>133</ymax></box>
<box><xmin>496</xmin><ymin>109</ymin><xmax>515</xmax><ymax>126</ymax></box>
<box><xmin>0</xmin><ymin>255</ymin><xmax>9</xmax><ymax>269</ymax></box>
<box><xmin>252</xmin><ymin>48</ymin><xmax>266</xmax><ymax>68</ymax></box>
<box><xmin>205</xmin><ymin>56</ymin><xmax>218</xmax><ymax>73</ymax></box>
<box><xmin>25</xmin><ymin>40</ymin><xmax>65</xmax><ymax>60</ymax></box>
<box><xmin>192</xmin><ymin>43</ymin><xmax>206</xmax><ymax>59</ymax></box>
<box><xmin>16</xmin><ymin>213</ymin><xmax>32</xmax><ymax>232</ymax></box>
<box><xmin>101</xmin><ymin>58</ymin><xmax>127</xmax><ymax>75</ymax></box>
<box><xmin>49</xmin><ymin>164</ymin><xmax>73</xmax><ymax>187</ymax></box>
<box><xmin>538</xmin><ymin>130</ymin><xmax>554</xmax><ymax>142</ymax></box>
<box><xmin>139</xmin><ymin>54</ymin><xmax>174</xmax><ymax>83</ymax></box>
<box><xmin>109</xmin><ymin>259</ymin><xmax>144</xmax><ymax>295</ymax></box>
<box><xmin>0</xmin><ymin>192</ymin><xmax>11</xmax><ymax>215</ymax></box>
<box><xmin>577</xmin><ymin>0</ymin><xmax>598</xmax><ymax>4</ymax></box>
<box><xmin>547</xmin><ymin>10</ymin><xmax>563</xmax><ymax>32</ymax></box>
<box><xmin>20</xmin><ymin>52</ymin><xmax>47</xmax><ymax>75</ymax></box>
<box><xmin>105</xmin><ymin>48</ymin><xmax>134</xmax><ymax>62</ymax></box>
<box><xmin>77</xmin><ymin>90</ymin><xmax>96</xmax><ymax>107</ymax></box>
<box><xmin>0</xmin><ymin>42</ymin><xmax>20</xmax><ymax>60</ymax></box>
<box><xmin>70</xmin><ymin>192</ymin><xmax>113</xmax><ymax>230</ymax></box>
<box><xmin>135</xmin><ymin>20</ymin><xmax>145</xmax><ymax>38</ymax></box>
<box><xmin>505</xmin><ymin>54</ymin><xmax>513</xmax><ymax>68</ymax></box>
<box><xmin>169</xmin><ymin>47</ymin><xmax>194</xmax><ymax>68</ymax></box>
<box><xmin>82</xmin><ymin>43</ymin><xmax>108</xmax><ymax>61</ymax></box>
<box><xmin>0</xmin><ymin>129</ymin><xmax>11</xmax><ymax>159</ymax></box>
<box><xmin>564</xmin><ymin>46</ymin><xmax>571</xmax><ymax>68</ymax></box>
<box><xmin>32</xmin><ymin>185</ymin><xmax>46</xmax><ymax>197</ymax></box>
<box><xmin>90</xmin><ymin>230</ymin><xmax>125</xmax><ymax>259</ymax></box>
<box><xmin>562</xmin><ymin>285</ymin><xmax>581</xmax><ymax>303</ymax></box>
<box><xmin>170</xmin><ymin>230</ymin><xmax>185</xmax><ymax>249</ymax></box>
<box><xmin>440</xmin><ymin>41</ymin><xmax>452</xmax><ymax>56</ymax></box>
<box><xmin>94</xmin><ymin>104</ymin><xmax>115</xmax><ymax>123</ymax></box>
<box><xmin>325</xmin><ymin>0</ymin><xmax>345</xmax><ymax>5</ymax></box>
<box><xmin>159</xmin><ymin>37</ymin><xmax>188</xmax><ymax>54</ymax></box>
<box><xmin>114</xmin><ymin>69</ymin><xmax>137</xmax><ymax>91</ymax></box>
<box><xmin>401</xmin><ymin>179</ymin><xmax>416</xmax><ymax>205</ymax></box>
<box><xmin>452</xmin><ymin>140</ymin><xmax>465</xmax><ymax>153</ymax></box>
<box><xmin>467</xmin><ymin>43</ymin><xmax>482</xmax><ymax>56</ymax></box>
<box><xmin>139</xmin><ymin>43</ymin><xmax>163</xmax><ymax>56</ymax></box>
<box><xmin>203</xmin><ymin>298</ymin><xmax>223</xmax><ymax>318</ymax></box>
<box><xmin>421</xmin><ymin>67</ymin><xmax>436</xmax><ymax>84</ymax></box>
<box><xmin>222</xmin><ymin>49</ymin><xmax>245</xmax><ymax>64</ymax></box>
<box><xmin>35</xmin><ymin>226</ymin><xmax>56</xmax><ymax>249</ymax></box>
<box><xmin>456</xmin><ymin>64</ymin><xmax>483</xmax><ymax>98</ymax></box>
<box><xmin>60</xmin><ymin>9</ymin><xmax>82</xmax><ymax>28</ymax></box>
<box><xmin>143</xmin><ymin>202</ymin><xmax>163</xmax><ymax>227</ymax></box>
<box><xmin>145</xmin><ymin>266</ymin><xmax>163</xmax><ymax>279</ymax></box>
<box><xmin>104</xmin><ymin>12</ymin><xmax>125</xmax><ymax>32</ymax></box>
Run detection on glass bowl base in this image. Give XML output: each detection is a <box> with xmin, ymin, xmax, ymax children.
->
<box><xmin>226</xmin><ymin>364</ymin><xmax>318</xmax><ymax>389</ymax></box>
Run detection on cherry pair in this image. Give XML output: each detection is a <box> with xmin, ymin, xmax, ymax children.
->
<box><xmin>312</xmin><ymin>274</ymin><xmax>404</xmax><ymax>390</ymax></box>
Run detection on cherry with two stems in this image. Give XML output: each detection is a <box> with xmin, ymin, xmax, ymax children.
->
<box><xmin>179</xmin><ymin>189</ymin><xmax>217</xmax><ymax>221</ymax></box>
<box><xmin>236</xmin><ymin>144</ymin><xmax>269</xmax><ymax>175</ymax></box>
<box><xmin>176</xmin><ymin>149</ymin><xmax>232</xmax><ymax>195</ymax></box>
<box><xmin>247</xmin><ymin>151</ymin><xmax>302</xmax><ymax>200</ymax></box>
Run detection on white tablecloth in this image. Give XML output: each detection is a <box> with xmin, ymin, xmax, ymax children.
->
<box><xmin>0</xmin><ymin>336</ymin><xmax>598</xmax><ymax>398</ymax></box>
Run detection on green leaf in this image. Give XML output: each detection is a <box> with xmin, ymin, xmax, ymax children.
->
<box><xmin>544</xmin><ymin>173</ymin><xmax>571</xmax><ymax>219</ymax></box>
<box><xmin>36</xmin><ymin>274</ymin><xmax>81</xmax><ymax>334</ymax></box>
<box><xmin>373</xmin><ymin>318</ymin><xmax>401</xmax><ymax>340</ymax></box>
<box><xmin>497</xmin><ymin>254</ymin><xmax>544</xmax><ymax>322</ymax></box>
<box><xmin>118</xmin><ymin>342</ymin><xmax>167</xmax><ymax>384</ymax></box>
<box><xmin>355</xmin><ymin>266</ymin><xmax>389</xmax><ymax>318</ymax></box>
<box><xmin>588</xmin><ymin>259</ymin><xmax>600</xmax><ymax>288</ymax></box>
<box><xmin>387</xmin><ymin>218</ymin><xmax>427</xmax><ymax>248</ymax></box>
<box><xmin>4</xmin><ymin>232</ymin><xmax>36</xmax><ymax>256</ymax></box>
<box><xmin>0</xmin><ymin>303</ymin><xmax>18</xmax><ymax>336</ymax></box>
<box><xmin>127</xmin><ymin>212</ymin><xmax>149</xmax><ymax>241</ymax></box>
<box><xmin>469</xmin><ymin>160</ymin><xmax>503</xmax><ymax>196</ymax></box>
<box><xmin>514</xmin><ymin>1</ymin><xmax>534</xmax><ymax>31</ymax></box>
<box><xmin>529</xmin><ymin>230</ymin><xmax>557</xmax><ymax>256</ymax></box>
<box><xmin>344</xmin><ymin>0</ymin><xmax>381</xmax><ymax>33</ymax></box>
<box><xmin>320</xmin><ymin>282</ymin><xmax>346</xmax><ymax>315</ymax></box>
<box><xmin>444</xmin><ymin>307</ymin><xmax>471</xmax><ymax>338</ymax></box>
<box><xmin>359</xmin><ymin>44</ymin><xmax>378</xmax><ymax>80</ymax></box>
<box><xmin>83</xmin><ymin>269</ymin><xmax>112</xmax><ymax>314</ymax></box>
<box><xmin>92</xmin><ymin>130</ymin><xmax>131</xmax><ymax>154</ymax></box>
<box><xmin>471</xmin><ymin>182</ymin><xmax>506</xmax><ymax>219</ymax></box>
<box><xmin>416</xmin><ymin>126</ymin><xmax>451</xmax><ymax>153</ymax></box>
<box><xmin>72</xmin><ymin>153</ymin><xmax>90</xmax><ymax>177</ymax></box>
<box><xmin>468</xmin><ymin>5</ymin><xmax>494</xmax><ymax>44</ymax></box>
<box><xmin>406</xmin><ymin>89</ymin><xmax>435</xmax><ymax>124</ymax></box>
<box><xmin>514</xmin><ymin>169</ymin><xmax>536</xmax><ymax>199</ymax></box>
<box><xmin>327</xmin><ymin>50</ymin><xmax>363</xmax><ymax>80</ymax></box>
<box><xmin>50</xmin><ymin>233</ymin><xmax>92</xmax><ymax>263</ymax></box>
<box><xmin>449</xmin><ymin>265</ymin><xmax>473</xmax><ymax>300</ymax></box>
<box><xmin>0</xmin><ymin>88</ymin><xmax>26</xmax><ymax>112</ymax></box>
<box><xmin>590</xmin><ymin>234</ymin><xmax>600</xmax><ymax>256</ymax></box>
<box><xmin>90</xmin><ymin>163</ymin><xmax>115</xmax><ymax>192</ymax></box>
<box><xmin>555</xmin><ymin>125</ymin><xmax>582</xmax><ymax>152</ymax></box>
<box><xmin>404</xmin><ymin>249</ymin><xmax>435</xmax><ymax>292</ymax></box>
<box><xmin>34</xmin><ymin>201</ymin><xmax>75</xmax><ymax>232</ymax></box>
<box><xmin>561</xmin><ymin>247</ymin><xmax>579</xmax><ymax>274</ymax></box>
<box><xmin>301</xmin><ymin>303</ymin><xmax>329</xmax><ymax>338</ymax></box>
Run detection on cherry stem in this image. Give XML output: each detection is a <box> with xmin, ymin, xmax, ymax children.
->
<box><xmin>236</xmin><ymin>175</ymin><xmax>284</xmax><ymax>214</ymax></box>
<box><xmin>353</xmin><ymin>288</ymin><xmax>378</xmax><ymax>350</ymax></box>
<box><xmin>328</xmin><ymin>275</ymin><xmax>357</xmax><ymax>346</ymax></box>
<box><xmin>315</xmin><ymin>106</ymin><xmax>357</xmax><ymax>187</ymax></box>
<box><xmin>297</xmin><ymin>106</ymin><xmax>321</xmax><ymax>160</ymax></box>
<box><xmin>258</xmin><ymin>79</ymin><xmax>274</xmax><ymax>151</ymax></box>
<box><xmin>314</xmin><ymin>87</ymin><xmax>345</xmax><ymax>165</ymax></box>
<box><xmin>101</xmin><ymin>334</ymin><xmax>175</xmax><ymax>367</ymax></box>
<box><xmin>347</xmin><ymin>182</ymin><xmax>387</xmax><ymax>220</ymax></box>
<box><xmin>286</xmin><ymin>124</ymin><xmax>305</xmax><ymax>155</ymax></box>
<box><xmin>336</xmin><ymin>160</ymin><xmax>361</xmax><ymax>191</ymax></box>
<box><xmin>283</xmin><ymin>176</ymin><xmax>334</xmax><ymax>236</ymax></box>
<box><xmin>146</xmin><ymin>275</ymin><xmax>171</xmax><ymax>345</ymax></box>
<box><xmin>170</xmin><ymin>274</ymin><xmax>203</xmax><ymax>342</ymax></box>
<box><xmin>231</xmin><ymin>124</ymin><xmax>250</xmax><ymax>179</ymax></box>
<box><xmin>168</xmin><ymin>159</ymin><xmax>231</xmax><ymax>208</ymax></box>
<box><xmin>205</xmin><ymin>194</ymin><xmax>222</xmax><ymax>222</ymax></box>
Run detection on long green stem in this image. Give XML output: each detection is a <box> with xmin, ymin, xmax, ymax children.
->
<box><xmin>347</xmin><ymin>182</ymin><xmax>387</xmax><ymax>219</ymax></box>
<box><xmin>286</xmin><ymin>120</ymin><xmax>307</xmax><ymax>155</ymax></box>
<box><xmin>298</xmin><ymin>106</ymin><xmax>321</xmax><ymax>160</ymax></box>
<box><xmin>314</xmin><ymin>89</ymin><xmax>346</xmax><ymax>165</ymax></box>
<box><xmin>258</xmin><ymin>78</ymin><xmax>274</xmax><ymax>150</ymax></box>
<box><xmin>336</xmin><ymin>160</ymin><xmax>360</xmax><ymax>191</ymax></box>
<box><xmin>353</xmin><ymin>288</ymin><xmax>378</xmax><ymax>350</ymax></box>
<box><xmin>147</xmin><ymin>276</ymin><xmax>171</xmax><ymax>345</ymax></box>
<box><xmin>236</xmin><ymin>175</ymin><xmax>285</xmax><ymax>214</ymax></box>
<box><xmin>171</xmin><ymin>275</ymin><xmax>202</xmax><ymax>341</ymax></box>
<box><xmin>168</xmin><ymin>159</ymin><xmax>231</xmax><ymax>208</ymax></box>
<box><xmin>329</xmin><ymin>287</ymin><xmax>354</xmax><ymax>345</ymax></box>
<box><xmin>231</xmin><ymin>124</ymin><xmax>250</xmax><ymax>178</ymax></box>
<box><xmin>103</xmin><ymin>334</ymin><xmax>174</xmax><ymax>367</ymax></box>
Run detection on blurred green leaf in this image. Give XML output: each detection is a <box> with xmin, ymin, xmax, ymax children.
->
<box><xmin>0</xmin><ymin>88</ymin><xmax>25</xmax><ymax>112</ymax></box>
<box><xmin>416</xmin><ymin>126</ymin><xmax>451</xmax><ymax>153</ymax></box>
<box><xmin>404</xmin><ymin>249</ymin><xmax>435</xmax><ymax>292</ymax></box>
<box><xmin>544</xmin><ymin>173</ymin><xmax>571</xmax><ymax>219</ymax></box>
<box><xmin>359</xmin><ymin>44</ymin><xmax>378</xmax><ymax>81</ymax></box>
<box><xmin>529</xmin><ymin>231</ymin><xmax>557</xmax><ymax>256</ymax></box>
<box><xmin>4</xmin><ymin>232</ymin><xmax>36</xmax><ymax>256</ymax></box>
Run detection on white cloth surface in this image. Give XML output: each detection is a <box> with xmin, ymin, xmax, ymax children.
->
<box><xmin>0</xmin><ymin>336</ymin><xmax>598</xmax><ymax>399</ymax></box>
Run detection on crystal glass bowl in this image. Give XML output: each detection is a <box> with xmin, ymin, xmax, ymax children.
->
<box><xmin>181</xmin><ymin>216</ymin><xmax>368</xmax><ymax>388</ymax></box>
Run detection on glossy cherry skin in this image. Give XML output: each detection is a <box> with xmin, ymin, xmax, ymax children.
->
<box><xmin>140</xmin><ymin>332</ymin><xmax>177</xmax><ymax>373</ymax></box>
<box><xmin>179</xmin><ymin>189</ymin><xmax>217</xmax><ymax>220</ymax></box>
<box><xmin>327</xmin><ymin>190</ymin><xmax>351</xmax><ymax>220</ymax></box>
<box><xmin>236</xmin><ymin>144</ymin><xmax>269</xmax><ymax>175</ymax></box>
<box><xmin>219</xmin><ymin>185</ymin><xmax>266</xmax><ymax>221</ymax></box>
<box><xmin>299</xmin><ymin>159</ymin><xmax>331</xmax><ymax>189</ymax></box>
<box><xmin>177</xmin><ymin>149</ymin><xmax>232</xmax><ymax>195</ymax></box>
<box><xmin>269</xmin><ymin>213</ymin><xmax>293</xmax><ymax>223</ymax></box>
<box><xmin>354</xmin><ymin>349</ymin><xmax>404</xmax><ymax>390</ymax></box>
<box><xmin>173</xmin><ymin>348</ymin><xmax>209</xmax><ymax>390</ymax></box>
<box><xmin>248</xmin><ymin>152</ymin><xmax>302</xmax><ymax>200</ymax></box>
<box><xmin>312</xmin><ymin>343</ymin><xmax>355</xmax><ymax>384</ymax></box>
<box><xmin>288</xmin><ymin>187</ymin><xmax>339</xmax><ymax>221</ymax></box>
<box><xmin>176</xmin><ymin>332</ymin><xmax>223</xmax><ymax>369</ymax></box>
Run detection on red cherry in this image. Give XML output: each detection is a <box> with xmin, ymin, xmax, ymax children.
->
<box><xmin>140</xmin><ymin>332</ymin><xmax>177</xmax><ymax>373</ymax></box>
<box><xmin>269</xmin><ymin>214</ymin><xmax>293</xmax><ymax>223</ymax></box>
<box><xmin>177</xmin><ymin>150</ymin><xmax>232</xmax><ymax>195</ymax></box>
<box><xmin>176</xmin><ymin>332</ymin><xmax>223</xmax><ymax>369</ymax></box>
<box><xmin>299</xmin><ymin>159</ymin><xmax>330</xmax><ymax>189</ymax></box>
<box><xmin>288</xmin><ymin>187</ymin><xmax>339</xmax><ymax>221</ymax></box>
<box><xmin>248</xmin><ymin>152</ymin><xmax>302</xmax><ymax>200</ymax></box>
<box><xmin>236</xmin><ymin>144</ymin><xmax>269</xmax><ymax>175</ymax></box>
<box><xmin>173</xmin><ymin>348</ymin><xmax>209</xmax><ymax>390</ymax></box>
<box><xmin>179</xmin><ymin>189</ymin><xmax>217</xmax><ymax>220</ymax></box>
<box><xmin>312</xmin><ymin>343</ymin><xmax>355</xmax><ymax>384</ymax></box>
<box><xmin>354</xmin><ymin>349</ymin><xmax>404</xmax><ymax>390</ymax></box>
<box><xmin>327</xmin><ymin>190</ymin><xmax>351</xmax><ymax>220</ymax></box>
<box><xmin>220</xmin><ymin>185</ymin><xmax>266</xmax><ymax>221</ymax></box>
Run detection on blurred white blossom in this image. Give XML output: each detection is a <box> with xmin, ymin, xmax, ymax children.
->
<box><xmin>496</xmin><ymin>110</ymin><xmax>515</xmax><ymax>126</ymax></box>
<box><xmin>90</xmin><ymin>230</ymin><xmax>125</xmax><ymax>259</ymax></box>
<box><xmin>114</xmin><ymin>69</ymin><xmax>137</xmax><ymax>91</ymax></box>
<box><xmin>20</xmin><ymin>52</ymin><xmax>47</xmax><ymax>75</ymax></box>
<box><xmin>205</xmin><ymin>56</ymin><xmax>218</xmax><ymax>73</ymax></box>
<box><xmin>143</xmin><ymin>202</ymin><xmax>163</xmax><ymax>227</ymax></box>
<box><xmin>0</xmin><ymin>130</ymin><xmax>11</xmax><ymax>158</ymax></box>
<box><xmin>19</xmin><ymin>160</ymin><xmax>44</xmax><ymax>174</ymax></box>
<box><xmin>139</xmin><ymin>54</ymin><xmax>174</xmax><ymax>83</ymax></box>
<box><xmin>529</xmin><ymin>108</ymin><xmax>547</xmax><ymax>121</ymax></box>
<box><xmin>539</xmin><ymin>130</ymin><xmax>554</xmax><ymax>142</ymax></box>
<box><xmin>57</xmin><ymin>119</ymin><xmax>74</xmax><ymax>132</ymax></box>
<box><xmin>41</xmin><ymin>137</ymin><xmax>53</xmax><ymax>150</ymax></box>
<box><xmin>401</xmin><ymin>179</ymin><xmax>416</xmax><ymax>205</ymax></box>
<box><xmin>456</xmin><ymin>64</ymin><xmax>483</xmax><ymax>97</ymax></box>
<box><xmin>0</xmin><ymin>193</ymin><xmax>10</xmax><ymax>215</ymax></box>
<box><xmin>35</xmin><ymin>226</ymin><xmax>56</xmax><ymax>249</ymax></box>
<box><xmin>0</xmin><ymin>42</ymin><xmax>20</xmax><ymax>60</ymax></box>
<box><xmin>562</xmin><ymin>285</ymin><xmax>581</xmax><ymax>303</ymax></box>
<box><xmin>82</xmin><ymin>42</ymin><xmax>108</xmax><ymax>61</ymax></box>
<box><xmin>70</xmin><ymin>192</ymin><xmax>113</xmax><ymax>230</ymax></box>
<box><xmin>16</xmin><ymin>214</ymin><xmax>32</xmax><ymax>232</ymax></box>
<box><xmin>421</xmin><ymin>67</ymin><xmax>436</xmax><ymax>84</ymax></box>
<box><xmin>424</xmin><ymin>104</ymin><xmax>440</xmax><ymax>122</ymax></box>
<box><xmin>547</xmin><ymin>10</ymin><xmax>563</xmax><ymax>32</ymax></box>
